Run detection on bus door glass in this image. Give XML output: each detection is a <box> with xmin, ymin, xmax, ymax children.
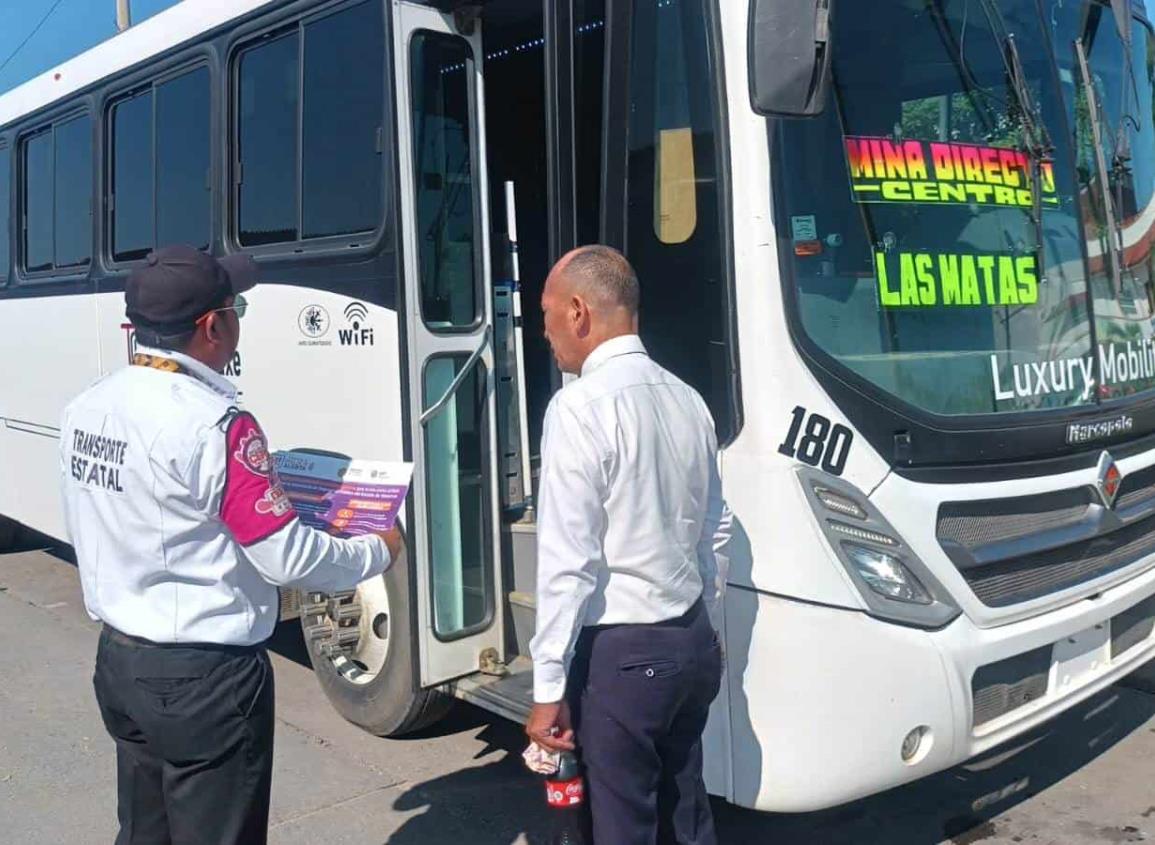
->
<box><xmin>393</xmin><ymin>1</ymin><xmax>504</xmax><ymax>685</ymax></box>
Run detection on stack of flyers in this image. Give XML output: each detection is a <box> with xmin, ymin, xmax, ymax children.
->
<box><xmin>273</xmin><ymin>450</ymin><xmax>414</xmax><ymax>538</ymax></box>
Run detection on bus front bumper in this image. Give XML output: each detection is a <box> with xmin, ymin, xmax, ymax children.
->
<box><xmin>720</xmin><ymin>563</ymin><xmax>1155</xmax><ymax>813</ymax></box>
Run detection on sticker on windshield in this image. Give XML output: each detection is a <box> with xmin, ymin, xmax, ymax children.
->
<box><xmin>791</xmin><ymin>215</ymin><xmax>818</xmax><ymax>242</ymax></box>
<box><xmin>873</xmin><ymin>251</ymin><xmax>1038</xmax><ymax>308</ymax></box>
<box><xmin>844</xmin><ymin>136</ymin><xmax>1058</xmax><ymax>209</ymax></box>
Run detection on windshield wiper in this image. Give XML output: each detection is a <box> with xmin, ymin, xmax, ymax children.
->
<box><xmin>978</xmin><ymin>1</ymin><xmax>1054</xmax><ymax>273</ymax></box>
<box><xmin>1107</xmin><ymin>0</ymin><xmax>1139</xmax><ymax>285</ymax></box>
<box><xmin>1075</xmin><ymin>35</ymin><xmax>1125</xmax><ymax>297</ymax></box>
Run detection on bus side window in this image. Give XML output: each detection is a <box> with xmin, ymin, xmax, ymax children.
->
<box><xmin>21</xmin><ymin>114</ymin><xmax>92</xmax><ymax>276</ymax></box>
<box><xmin>111</xmin><ymin>67</ymin><xmax>211</xmax><ymax>263</ymax></box>
<box><xmin>111</xmin><ymin>90</ymin><xmax>153</xmax><ymax>262</ymax></box>
<box><xmin>237</xmin><ymin>31</ymin><xmax>300</xmax><ymax>246</ymax></box>
<box><xmin>113</xmin><ymin>67</ymin><xmax>213</xmax><ymax>260</ymax></box>
<box><xmin>301</xmin><ymin>1</ymin><xmax>384</xmax><ymax>240</ymax></box>
<box><xmin>623</xmin><ymin>0</ymin><xmax>734</xmax><ymax>442</ymax></box>
<box><xmin>156</xmin><ymin>68</ymin><xmax>211</xmax><ymax>252</ymax></box>
<box><xmin>0</xmin><ymin>146</ymin><xmax>9</xmax><ymax>286</ymax></box>
<box><xmin>235</xmin><ymin>0</ymin><xmax>385</xmax><ymax>249</ymax></box>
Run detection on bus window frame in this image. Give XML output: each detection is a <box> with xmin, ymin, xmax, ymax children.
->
<box><xmin>16</xmin><ymin>103</ymin><xmax>96</xmax><ymax>286</ymax></box>
<box><xmin>103</xmin><ymin>58</ymin><xmax>215</xmax><ymax>270</ymax></box>
<box><xmin>0</xmin><ymin>139</ymin><xmax>11</xmax><ymax>289</ymax></box>
<box><xmin>225</xmin><ymin>0</ymin><xmax>390</xmax><ymax>262</ymax></box>
<box><xmin>407</xmin><ymin>27</ymin><xmax>486</xmax><ymax>337</ymax></box>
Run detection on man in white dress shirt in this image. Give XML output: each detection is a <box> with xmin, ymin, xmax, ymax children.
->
<box><xmin>525</xmin><ymin>245</ymin><xmax>731</xmax><ymax>844</ymax></box>
<box><xmin>59</xmin><ymin>245</ymin><xmax>402</xmax><ymax>845</ymax></box>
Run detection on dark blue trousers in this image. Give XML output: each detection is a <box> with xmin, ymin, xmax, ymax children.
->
<box><xmin>568</xmin><ymin>599</ymin><xmax>723</xmax><ymax>845</ymax></box>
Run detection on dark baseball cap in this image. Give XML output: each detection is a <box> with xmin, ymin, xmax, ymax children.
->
<box><xmin>125</xmin><ymin>245</ymin><xmax>258</xmax><ymax>334</ymax></box>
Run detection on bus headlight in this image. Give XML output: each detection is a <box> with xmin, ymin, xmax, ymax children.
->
<box><xmin>843</xmin><ymin>543</ymin><xmax>931</xmax><ymax>605</ymax></box>
<box><xmin>797</xmin><ymin>467</ymin><xmax>960</xmax><ymax>628</ymax></box>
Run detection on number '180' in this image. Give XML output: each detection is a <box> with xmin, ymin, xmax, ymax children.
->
<box><xmin>777</xmin><ymin>406</ymin><xmax>854</xmax><ymax>476</ymax></box>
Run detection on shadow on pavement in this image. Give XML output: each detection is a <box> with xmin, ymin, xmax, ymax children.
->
<box><xmin>386</xmin><ymin>716</ymin><xmax>553</xmax><ymax>844</ymax></box>
<box><xmin>378</xmin><ymin>683</ymin><xmax>1155</xmax><ymax>845</ymax></box>
<box><xmin>3</xmin><ymin>523</ymin><xmax>75</xmax><ymax>563</ymax></box>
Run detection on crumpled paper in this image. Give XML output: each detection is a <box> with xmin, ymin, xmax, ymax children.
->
<box><xmin>522</xmin><ymin>741</ymin><xmax>560</xmax><ymax>775</ymax></box>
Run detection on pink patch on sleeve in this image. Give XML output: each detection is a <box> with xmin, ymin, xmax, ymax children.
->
<box><xmin>220</xmin><ymin>412</ymin><xmax>296</xmax><ymax>546</ymax></box>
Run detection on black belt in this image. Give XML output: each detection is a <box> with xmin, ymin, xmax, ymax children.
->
<box><xmin>101</xmin><ymin>623</ymin><xmax>266</xmax><ymax>655</ymax></box>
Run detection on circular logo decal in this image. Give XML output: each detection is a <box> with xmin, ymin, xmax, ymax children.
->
<box><xmin>298</xmin><ymin>305</ymin><xmax>331</xmax><ymax>338</ymax></box>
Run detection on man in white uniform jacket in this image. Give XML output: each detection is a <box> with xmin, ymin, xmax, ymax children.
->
<box><xmin>525</xmin><ymin>245</ymin><xmax>732</xmax><ymax>845</ymax></box>
<box><xmin>59</xmin><ymin>245</ymin><xmax>401</xmax><ymax>845</ymax></box>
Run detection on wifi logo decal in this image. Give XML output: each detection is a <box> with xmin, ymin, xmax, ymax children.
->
<box><xmin>339</xmin><ymin>301</ymin><xmax>375</xmax><ymax>347</ymax></box>
<box><xmin>344</xmin><ymin>302</ymin><xmax>368</xmax><ymax>324</ymax></box>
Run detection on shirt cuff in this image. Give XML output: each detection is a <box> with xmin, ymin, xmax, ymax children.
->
<box><xmin>533</xmin><ymin>659</ymin><xmax>568</xmax><ymax>704</ymax></box>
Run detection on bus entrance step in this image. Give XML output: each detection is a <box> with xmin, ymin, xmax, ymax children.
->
<box><xmin>453</xmin><ymin>655</ymin><xmax>534</xmax><ymax>724</ymax></box>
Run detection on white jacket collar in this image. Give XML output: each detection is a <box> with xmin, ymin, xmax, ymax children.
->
<box><xmin>137</xmin><ymin>345</ymin><xmax>238</xmax><ymax>401</ymax></box>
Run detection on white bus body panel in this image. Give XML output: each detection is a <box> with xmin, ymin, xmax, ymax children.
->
<box><xmin>0</xmin><ymin>296</ymin><xmax>102</xmax><ymax>540</ymax></box>
<box><xmin>92</xmin><ymin>288</ymin><xmax>405</xmax><ymax>464</ymax></box>
<box><xmin>723</xmin><ymin>557</ymin><xmax>1155</xmax><ymax>812</ymax></box>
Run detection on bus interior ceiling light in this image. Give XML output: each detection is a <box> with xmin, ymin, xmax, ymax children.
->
<box><xmin>843</xmin><ymin>543</ymin><xmax>932</xmax><ymax>605</ymax></box>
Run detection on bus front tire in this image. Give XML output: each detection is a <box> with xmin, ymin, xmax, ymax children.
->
<box><xmin>300</xmin><ymin>545</ymin><xmax>452</xmax><ymax>737</ymax></box>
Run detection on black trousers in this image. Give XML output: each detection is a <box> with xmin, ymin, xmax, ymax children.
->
<box><xmin>568</xmin><ymin>599</ymin><xmax>723</xmax><ymax>845</ymax></box>
<box><xmin>93</xmin><ymin>625</ymin><xmax>275</xmax><ymax>845</ymax></box>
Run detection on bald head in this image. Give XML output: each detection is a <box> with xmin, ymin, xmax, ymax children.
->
<box><xmin>551</xmin><ymin>245</ymin><xmax>640</xmax><ymax>316</ymax></box>
<box><xmin>541</xmin><ymin>245</ymin><xmax>641</xmax><ymax>375</ymax></box>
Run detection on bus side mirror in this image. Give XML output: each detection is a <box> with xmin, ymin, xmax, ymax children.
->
<box><xmin>748</xmin><ymin>0</ymin><xmax>834</xmax><ymax>118</ymax></box>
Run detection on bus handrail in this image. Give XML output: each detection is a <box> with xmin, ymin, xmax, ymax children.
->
<box><xmin>419</xmin><ymin>325</ymin><xmax>492</xmax><ymax>427</ymax></box>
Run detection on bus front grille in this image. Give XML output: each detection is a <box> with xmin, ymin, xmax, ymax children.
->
<box><xmin>971</xmin><ymin>645</ymin><xmax>1051</xmax><ymax>728</ymax></box>
<box><xmin>1111</xmin><ymin>594</ymin><xmax>1155</xmax><ymax>659</ymax></box>
<box><xmin>961</xmin><ymin>512</ymin><xmax>1155</xmax><ymax>606</ymax></box>
<box><xmin>937</xmin><ymin>466</ymin><xmax>1155</xmax><ymax>607</ymax></box>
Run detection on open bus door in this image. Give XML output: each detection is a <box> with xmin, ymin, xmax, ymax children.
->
<box><xmin>393</xmin><ymin>1</ymin><xmax>506</xmax><ymax>686</ymax></box>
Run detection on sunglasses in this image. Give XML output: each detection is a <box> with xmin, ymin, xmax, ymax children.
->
<box><xmin>195</xmin><ymin>293</ymin><xmax>248</xmax><ymax>327</ymax></box>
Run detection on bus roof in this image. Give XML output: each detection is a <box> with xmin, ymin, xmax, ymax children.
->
<box><xmin>0</xmin><ymin>0</ymin><xmax>275</xmax><ymax>130</ymax></box>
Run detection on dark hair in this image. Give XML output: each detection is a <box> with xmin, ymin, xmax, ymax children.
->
<box><xmin>565</xmin><ymin>244</ymin><xmax>640</xmax><ymax>314</ymax></box>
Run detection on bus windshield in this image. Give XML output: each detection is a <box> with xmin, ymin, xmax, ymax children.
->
<box><xmin>775</xmin><ymin>0</ymin><xmax>1155</xmax><ymax>416</ymax></box>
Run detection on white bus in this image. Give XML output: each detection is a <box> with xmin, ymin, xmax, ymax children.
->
<box><xmin>3</xmin><ymin>0</ymin><xmax>1155</xmax><ymax>814</ymax></box>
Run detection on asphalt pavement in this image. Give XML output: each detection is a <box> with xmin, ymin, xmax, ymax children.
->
<box><xmin>3</xmin><ymin>545</ymin><xmax>1155</xmax><ymax>844</ymax></box>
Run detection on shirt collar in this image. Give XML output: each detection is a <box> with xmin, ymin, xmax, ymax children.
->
<box><xmin>580</xmin><ymin>334</ymin><xmax>647</xmax><ymax>378</ymax></box>
<box><xmin>136</xmin><ymin>345</ymin><xmax>238</xmax><ymax>400</ymax></box>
